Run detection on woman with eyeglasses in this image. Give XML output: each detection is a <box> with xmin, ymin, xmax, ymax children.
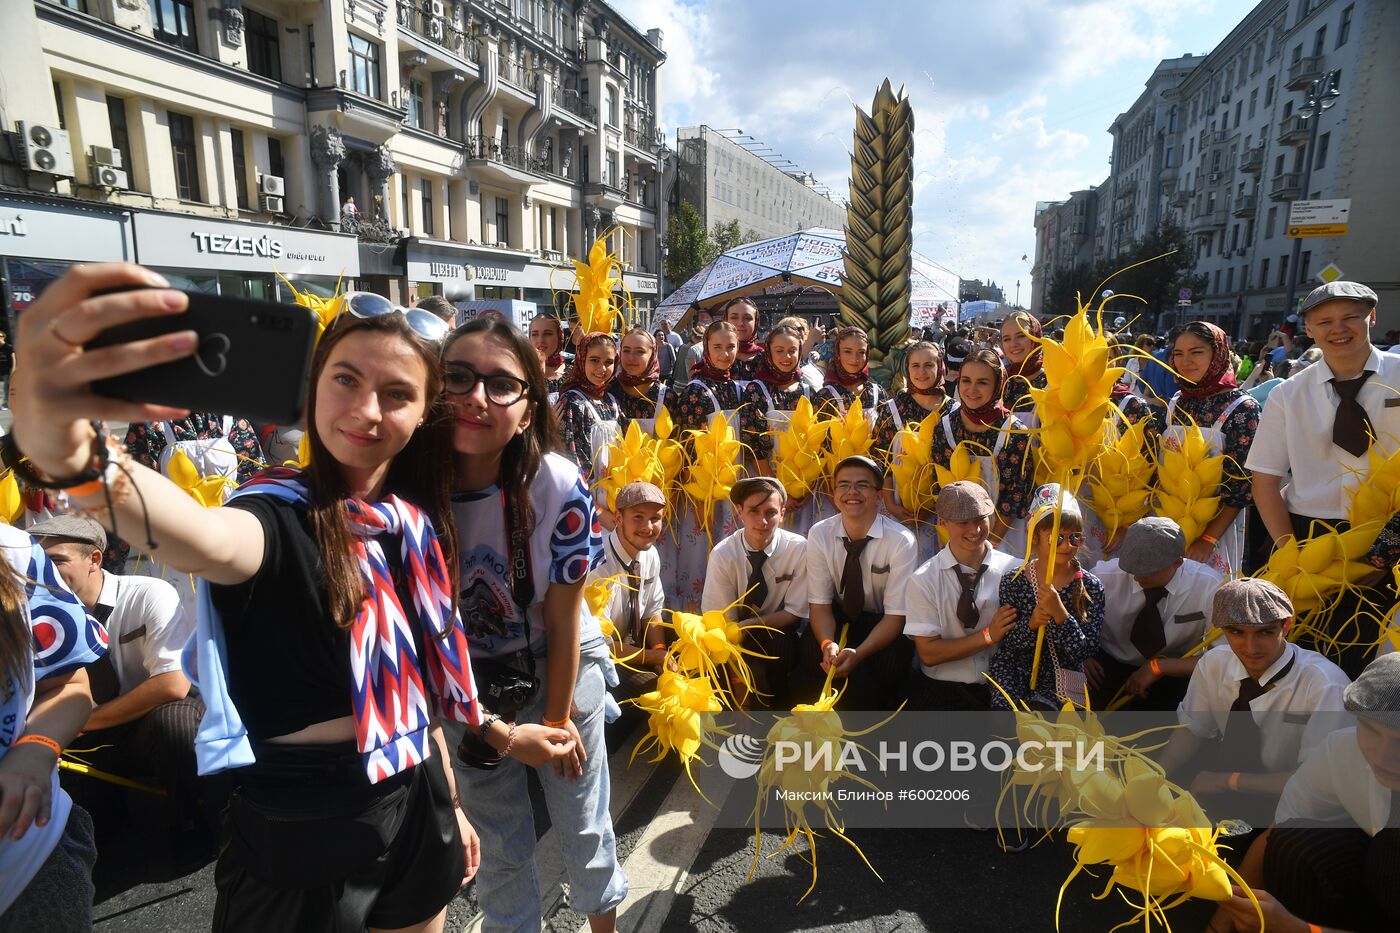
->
<box><xmin>816</xmin><ymin>327</ymin><xmax>884</xmax><ymax>419</ymax></box>
<box><xmin>724</xmin><ymin>297</ymin><xmax>763</xmax><ymax>382</ymax></box>
<box><xmin>4</xmin><ymin>268</ymin><xmax>575</xmax><ymax>933</ymax></box>
<box><xmin>440</xmin><ymin>317</ymin><xmax>627</xmax><ymax>933</ymax></box>
<box><xmin>1158</xmin><ymin>321</ymin><xmax>1260</xmax><ymax>576</ymax></box>
<box><xmin>929</xmin><ymin>349</ymin><xmax>1033</xmax><ymax>553</ymax></box>
<box><xmin>989</xmin><ymin>487</ymin><xmax>1104</xmax><ymax>711</ymax></box>
<box><xmin>529</xmin><ymin>314</ymin><xmax>569</xmax><ymax>402</ymax></box>
<box><xmin>554</xmin><ymin>332</ymin><xmax>621</xmax><ymax>486</ymax></box>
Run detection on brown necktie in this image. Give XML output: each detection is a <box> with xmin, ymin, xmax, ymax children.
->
<box><xmin>744</xmin><ymin>549</ymin><xmax>769</xmax><ymax>616</ymax></box>
<box><xmin>626</xmin><ymin>559</ymin><xmax>640</xmax><ymax>643</ymax></box>
<box><xmin>955</xmin><ymin>565</ymin><xmax>986</xmax><ymax>630</ymax></box>
<box><xmin>1331</xmin><ymin>372</ymin><xmax>1375</xmax><ymax>457</ymax></box>
<box><xmin>1129</xmin><ymin>586</ymin><xmax>1169</xmax><ymax>660</ymax></box>
<box><xmin>1220</xmin><ymin>652</ymin><xmax>1296</xmax><ymax>774</ymax></box>
<box><xmin>840</xmin><ymin>537</ymin><xmax>871</xmax><ymax>619</ymax></box>
<box><xmin>86</xmin><ymin>602</ymin><xmax>119</xmax><ymax>704</ymax></box>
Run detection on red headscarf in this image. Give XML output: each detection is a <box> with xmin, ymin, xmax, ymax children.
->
<box><xmin>754</xmin><ymin>327</ymin><xmax>804</xmax><ymax>386</ymax></box>
<box><xmin>532</xmin><ymin>315</ymin><xmax>565</xmax><ymax>368</ymax></box>
<box><xmin>1003</xmin><ymin>313</ymin><xmax>1044</xmax><ymax>381</ymax></box>
<box><xmin>616</xmin><ymin>331</ymin><xmax>659</xmax><ymax>390</ymax></box>
<box><xmin>560</xmin><ymin>332</ymin><xmax>616</xmax><ymax>400</ymax></box>
<box><xmin>825</xmin><ymin>327</ymin><xmax>869</xmax><ymax>388</ymax></box>
<box><xmin>690</xmin><ymin>343</ymin><xmax>734</xmax><ymax>383</ymax></box>
<box><xmin>725</xmin><ymin>298</ymin><xmax>762</xmax><ymax>356</ymax></box>
<box><xmin>1172</xmin><ymin>321</ymin><xmax>1238</xmax><ymax>398</ymax></box>
<box><xmin>960</xmin><ymin>351</ymin><xmax>1011</xmax><ymax>428</ymax></box>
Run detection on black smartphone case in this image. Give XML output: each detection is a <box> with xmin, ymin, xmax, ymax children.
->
<box><xmin>89</xmin><ymin>291</ymin><xmax>317</xmax><ymax>425</ymax></box>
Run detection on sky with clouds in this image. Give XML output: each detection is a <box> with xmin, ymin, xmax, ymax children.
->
<box><xmin>609</xmin><ymin>0</ymin><xmax>1247</xmax><ymax>307</ymax></box>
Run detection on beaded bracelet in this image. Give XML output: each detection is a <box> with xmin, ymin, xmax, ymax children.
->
<box><xmin>1</xmin><ymin>421</ymin><xmax>109</xmax><ymax>489</ymax></box>
<box><xmin>496</xmin><ymin>721</ymin><xmax>517</xmax><ymax>761</ymax></box>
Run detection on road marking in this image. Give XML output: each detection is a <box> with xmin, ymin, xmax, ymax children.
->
<box><xmin>460</xmin><ymin>720</ymin><xmax>664</xmax><ymax>933</ymax></box>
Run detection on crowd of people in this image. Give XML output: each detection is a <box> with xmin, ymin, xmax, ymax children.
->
<box><xmin>0</xmin><ymin>266</ymin><xmax>1398</xmax><ymax>933</ymax></box>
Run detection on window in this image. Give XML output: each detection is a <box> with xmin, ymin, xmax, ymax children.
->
<box><xmin>1248</xmin><ymin>89</ymin><xmax>1257</xmax><ymax>120</ymax></box>
<box><xmin>307</xmin><ymin>24</ymin><xmax>318</xmax><ymax>88</ymax></box>
<box><xmin>1299</xmin><ymin>250</ymin><xmax>1311</xmax><ymax>284</ymax></box>
<box><xmin>348</xmin><ymin>34</ymin><xmax>381</xmax><ymax>98</ymax></box>
<box><xmin>1165</xmin><ymin>147</ymin><xmax>1175</xmax><ymax>168</ymax></box>
<box><xmin>1278</xmin><ymin>254</ymin><xmax>1289</xmax><ymax>286</ymax></box>
<box><xmin>52</xmin><ymin>82</ymin><xmax>66</xmax><ymax>129</ymax></box>
<box><xmin>1338</xmin><ymin>5</ymin><xmax>1353</xmax><ymax>47</ymax></box>
<box><xmin>1243</xmin><ymin>264</ymin><xmax>1251</xmax><ymax>288</ymax></box>
<box><xmin>1312</xmin><ymin>26</ymin><xmax>1327</xmax><ymax>57</ymax></box>
<box><xmin>168</xmin><ymin>110</ymin><xmax>201</xmax><ymax>201</ymax></box>
<box><xmin>1315</xmin><ymin>132</ymin><xmax>1330</xmax><ymax>170</ymax></box>
<box><xmin>1274</xmin><ymin>154</ymin><xmax>1286</xmax><ymax>176</ymax></box>
<box><xmin>1234</xmin><ymin>101</ymin><xmax>1242</xmax><ymax>127</ymax></box>
<box><xmin>106</xmin><ymin>95</ymin><xmax>131</xmax><ymax>172</ymax></box>
<box><xmin>231</xmin><ymin>128</ymin><xmax>250</xmax><ymax>209</ymax></box>
<box><xmin>408</xmin><ymin>79</ymin><xmax>426</xmax><ymax>130</ymax></box>
<box><xmin>1226</xmin><ymin>267</ymin><xmax>1234</xmax><ymax>292</ymax></box>
<box><xmin>1265</xmin><ymin>76</ymin><xmax>1276</xmax><ymax>107</ymax></box>
<box><xmin>268</xmin><ymin>136</ymin><xmax>285</xmax><ymax>180</ymax></box>
<box><xmin>495</xmin><ymin>196</ymin><xmax>510</xmax><ymax>244</ymax></box>
<box><xmin>1168</xmin><ymin>106</ymin><xmax>1177</xmax><ymax>133</ymax></box>
<box><xmin>605</xmin><ymin>152</ymin><xmax>618</xmax><ymax>188</ymax></box>
<box><xmin>246</xmin><ymin>9</ymin><xmax>281</xmax><ymax>81</ymax></box>
<box><xmin>1260</xmin><ymin>257</ymin><xmax>1270</xmax><ymax>286</ymax></box>
<box><xmin>55</xmin><ymin>0</ymin><xmax>87</xmax><ymax>10</ymax></box>
<box><xmin>1221</xmin><ymin>111</ymin><xmax>1229</xmax><ymax>132</ymax></box>
<box><xmin>606</xmin><ymin>87</ymin><xmax>619</xmax><ymax>127</ymax></box>
<box><xmin>1266</xmin><ymin>206</ymin><xmax>1277</xmax><ymax>239</ymax></box>
<box><xmin>154</xmin><ymin>0</ymin><xmax>198</xmax><ymax>52</ymax></box>
<box><xmin>421</xmin><ymin>179</ymin><xmax>434</xmax><ymax>237</ymax></box>
<box><xmin>1213</xmin><ymin>269</ymin><xmax>1221</xmax><ymax>293</ymax></box>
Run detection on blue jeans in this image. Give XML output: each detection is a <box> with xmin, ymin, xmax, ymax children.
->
<box><xmin>452</xmin><ymin>650</ymin><xmax>627</xmax><ymax>932</ymax></box>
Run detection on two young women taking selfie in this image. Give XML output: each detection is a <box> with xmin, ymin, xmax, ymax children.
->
<box><xmin>6</xmin><ymin>264</ymin><xmax>624</xmax><ymax>932</ymax></box>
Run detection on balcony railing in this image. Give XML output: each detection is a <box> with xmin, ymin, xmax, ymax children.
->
<box><xmin>1270</xmin><ymin>172</ymin><xmax>1302</xmax><ymax>201</ymax></box>
<box><xmin>397</xmin><ymin>2</ymin><xmax>477</xmax><ymax>62</ymax></box>
<box><xmin>1190</xmin><ymin>207</ymin><xmax>1226</xmax><ymax>231</ymax></box>
<box><xmin>1277</xmin><ymin>115</ymin><xmax>1309</xmax><ymax>146</ymax></box>
<box><xmin>1287</xmin><ymin>54</ymin><xmax>1322</xmax><ymax>91</ymax></box>
<box><xmin>624</xmin><ymin>124</ymin><xmax>663</xmax><ymax>152</ymax></box>
<box><xmin>465</xmin><ymin>135</ymin><xmax>549</xmax><ymax>174</ymax></box>
<box><xmin>496</xmin><ymin>56</ymin><xmax>536</xmax><ymax>91</ymax></box>
<box><xmin>1232</xmin><ymin>194</ymin><xmax>1258</xmax><ymax>217</ymax></box>
<box><xmin>1239</xmin><ymin>146</ymin><xmax>1265</xmax><ymax>174</ymax></box>
<box><xmin>552</xmin><ymin>85</ymin><xmax>597</xmax><ymax>122</ymax></box>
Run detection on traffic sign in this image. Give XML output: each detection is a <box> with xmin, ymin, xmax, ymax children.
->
<box><xmin>1288</xmin><ymin>198</ymin><xmax>1351</xmax><ymax>226</ymax></box>
<box><xmin>1178</xmin><ymin>288</ymin><xmax>1193</xmax><ymax>300</ymax></box>
<box><xmin>1317</xmin><ymin>262</ymin><xmax>1344</xmax><ymax>284</ymax></box>
<box><xmin>1287</xmin><ymin>223</ymin><xmax>1348</xmax><ymax>238</ymax></box>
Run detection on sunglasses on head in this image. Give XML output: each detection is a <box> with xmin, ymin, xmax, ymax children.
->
<box><xmin>341</xmin><ymin>291</ymin><xmax>450</xmax><ymax>342</ymax></box>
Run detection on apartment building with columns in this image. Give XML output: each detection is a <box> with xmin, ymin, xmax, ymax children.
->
<box><xmin>1</xmin><ymin>0</ymin><xmax>666</xmax><ymax>317</ymax></box>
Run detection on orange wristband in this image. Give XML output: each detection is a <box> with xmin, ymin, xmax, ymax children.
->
<box><xmin>1201</xmin><ymin>533</ymin><xmax>1219</xmax><ymax>545</ymax></box>
<box><xmin>1149</xmin><ymin>657</ymin><xmax>1163</xmax><ymax>677</ymax></box>
<box><xmin>15</xmin><ymin>734</ymin><xmax>62</xmax><ymax>756</ymax></box>
<box><xmin>1228</xmin><ymin>771</ymin><xmax>1241</xmax><ymax>792</ymax></box>
<box><xmin>1308</xmin><ymin>924</ymin><xmax>1322</xmax><ymax>933</ymax></box>
<box><xmin>820</xmin><ymin>639</ymin><xmax>835</xmax><ymax>653</ymax></box>
<box><xmin>543</xmin><ymin>716</ymin><xmax>570</xmax><ymax>729</ymax></box>
<box><xmin>649</xmin><ymin>643</ymin><xmax>666</xmax><ymax>651</ymax></box>
<box><xmin>982</xmin><ymin>628</ymin><xmax>994</xmax><ymax>646</ymax></box>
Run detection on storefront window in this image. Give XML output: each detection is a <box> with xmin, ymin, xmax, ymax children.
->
<box><xmin>3</xmin><ymin>259</ymin><xmax>71</xmax><ymax>314</ymax></box>
<box><xmin>153</xmin><ymin>270</ymin><xmax>219</xmax><ymax>294</ymax></box>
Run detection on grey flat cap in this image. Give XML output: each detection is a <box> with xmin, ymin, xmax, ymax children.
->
<box><xmin>1212</xmin><ymin>578</ymin><xmax>1292</xmax><ymax>628</ymax></box>
<box><xmin>832</xmin><ymin>455</ymin><xmax>884</xmax><ymax>488</ymax></box>
<box><xmin>1343</xmin><ymin>653</ymin><xmax>1400</xmax><ymax>721</ymax></box>
<box><xmin>1299</xmin><ymin>280</ymin><xmax>1378</xmax><ymax>317</ymax></box>
<box><xmin>615</xmin><ymin>482</ymin><xmax>666</xmax><ymax>511</ymax></box>
<box><xmin>937</xmin><ymin>480</ymin><xmax>995</xmax><ymax>521</ymax></box>
<box><xmin>27</xmin><ymin>514</ymin><xmax>108</xmax><ymax>551</ymax></box>
<box><xmin>1117</xmin><ymin>516</ymin><xmax>1187</xmax><ymax>576</ymax></box>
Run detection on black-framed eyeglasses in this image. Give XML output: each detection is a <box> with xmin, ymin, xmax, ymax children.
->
<box><xmin>1056</xmin><ymin>532</ymin><xmax>1086</xmax><ymax>546</ymax></box>
<box><xmin>342</xmin><ymin>291</ymin><xmax>450</xmax><ymax>342</ymax></box>
<box><xmin>442</xmin><ymin>362</ymin><xmax>529</xmax><ymax>406</ymax></box>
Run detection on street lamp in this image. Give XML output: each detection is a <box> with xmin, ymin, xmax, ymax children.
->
<box><xmin>1015</xmin><ymin>279</ymin><xmax>1021</xmax><ymax>308</ymax></box>
<box><xmin>1282</xmin><ymin>70</ymin><xmax>1342</xmax><ymax>319</ymax></box>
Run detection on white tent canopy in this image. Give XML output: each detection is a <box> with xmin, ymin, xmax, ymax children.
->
<box><xmin>654</xmin><ymin>227</ymin><xmax>959</xmax><ymax>329</ymax></box>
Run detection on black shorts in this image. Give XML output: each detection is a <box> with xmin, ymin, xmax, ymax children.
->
<box><xmin>212</xmin><ymin>743</ymin><xmax>464</xmax><ymax>933</ymax></box>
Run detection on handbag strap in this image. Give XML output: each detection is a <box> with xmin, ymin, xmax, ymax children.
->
<box><xmin>502</xmin><ymin>488</ymin><xmax>534</xmax><ymax>613</ymax></box>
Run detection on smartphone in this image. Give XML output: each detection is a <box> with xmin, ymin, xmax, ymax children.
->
<box><xmin>88</xmin><ymin>290</ymin><xmax>317</xmax><ymax>425</ymax></box>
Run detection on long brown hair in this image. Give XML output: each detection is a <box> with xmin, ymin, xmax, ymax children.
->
<box><xmin>442</xmin><ymin>317</ymin><xmax>562</xmax><ymax>537</ymax></box>
<box><xmin>303</xmin><ymin>313</ymin><xmax>459</xmax><ymax>630</ymax></box>
<box><xmin>0</xmin><ymin>557</ymin><xmax>27</xmax><ymax>690</ymax></box>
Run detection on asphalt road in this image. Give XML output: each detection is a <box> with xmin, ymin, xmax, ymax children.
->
<box><xmin>80</xmin><ymin>716</ymin><xmax>1219</xmax><ymax>933</ymax></box>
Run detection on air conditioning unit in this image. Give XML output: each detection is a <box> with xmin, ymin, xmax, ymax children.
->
<box><xmin>17</xmin><ymin>121</ymin><xmax>75</xmax><ymax>178</ymax></box>
<box><xmin>260</xmin><ymin>193</ymin><xmax>285</xmax><ymax>214</ymax></box>
<box><xmin>90</xmin><ymin>145</ymin><xmax>122</xmax><ymax>169</ymax></box>
<box><xmin>91</xmin><ymin>163</ymin><xmax>129</xmax><ymax>188</ymax></box>
<box><xmin>1236</xmin><ymin>247</ymin><xmax>1247</xmax><ymax>257</ymax></box>
<box><xmin>429</xmin><ymin>19</ymin><xmax>444</xmax><ymax>39</ymax></box>
<box><xmin>1221</xmin><ymin>92</ymin><xmax>1231</xmax><ymax>104</ymax></box>
<box><xmin>1209</xmin><ymin>172</ymin><xmax>1221</xmax><ymax>183</ymax></box>
<box><xmin>430</xmin><ymin>0</ymin><xmax>445</xmax><ymax>15</ymax></box>
<box><xmin>259</xmin><ymin>174</ymin><xmax>285</xmax><ymax>196</ymax></box>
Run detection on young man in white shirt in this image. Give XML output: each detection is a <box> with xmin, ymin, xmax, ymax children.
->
<box><xmin>1211</xmin><ymin>654</ymin><xmax>1400</xmax><ymax>933</ymax></box>
<box><xmin>1157</xmin><ymin>578</ymin><xmax>1351</xmax><ymax>828</ymax></box>
<box><xmin>903</xmin><ymin>481</ymin><xmax>1018</xmax><ymax>710</ymax></box>
<box><xmin>1247</xmin><ymin>281</ymin><xmax>1400</xmax><ymax>675</ymax></box>
<box><xmin>804</xmin><ymin>456</ymin><xmax>918</xmax><ymax>710</ymax></box>
<box><xmin>32</xmin><ymin>515</ymin><xmax>202</xmax><ymax>829</ymax></box>
<box><xmin>702</xmin><ymin>477</ymin><xmax>808</xmax><ymax>708</ymax></box>
<box><xmin>590</xmin><ymin>482</ymin><xmax>668</xmax><ymax>694</ymax></box>
<box><xmin>1084</xmin><ymin>517</ymin><xmax>1224</xmax><ymax>711</ymax></box>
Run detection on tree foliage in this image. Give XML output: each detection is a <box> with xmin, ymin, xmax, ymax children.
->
<box><xmin>711</xmin><ymin>219</ymin><xmax>761</xmax><ymax>254</ymax></box>
<box><xmin>1045</xmin><ymin>217</ymin><xmax>1206</xmax><ymax>330</ymax></box>
<box><xmin>664</xmin><ymin>200</ymin><xmax>716</xmax><ymax>287</ymax></box>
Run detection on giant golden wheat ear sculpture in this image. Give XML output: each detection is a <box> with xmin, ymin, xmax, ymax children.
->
<box><xmin>840</xmin><ymin>79</ymin><xmax>914</xmax><ymax>382</ymax></box>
